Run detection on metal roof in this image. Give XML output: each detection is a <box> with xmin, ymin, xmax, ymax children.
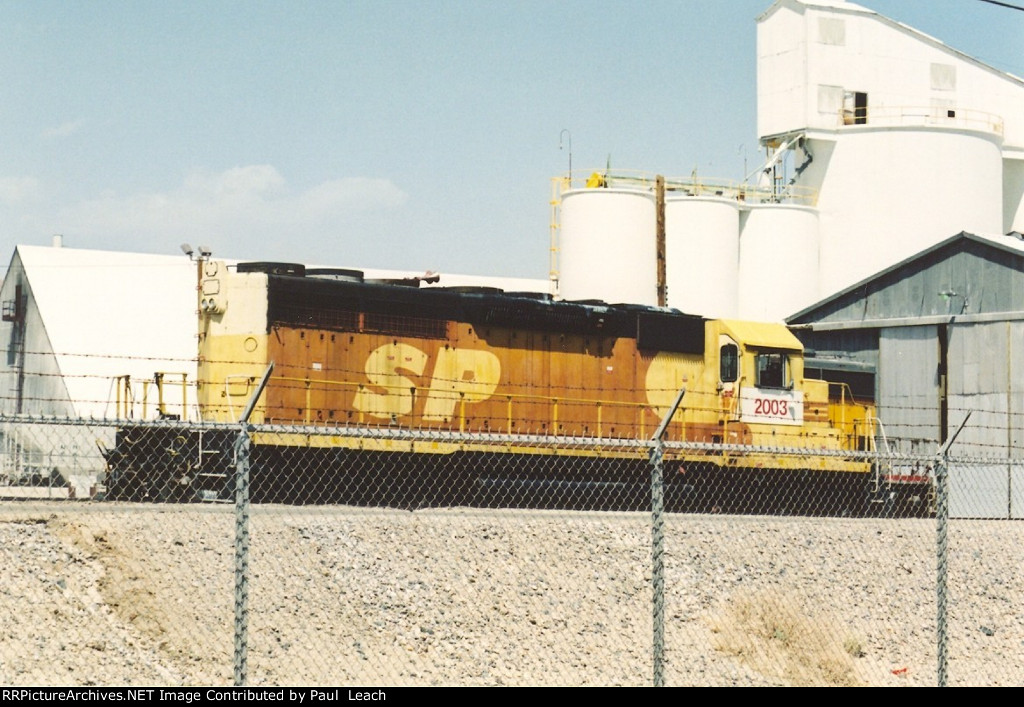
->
<box><xmin>759</xmin><ymin>1</ymin><xmax>1024</xmax><ymax>86</ymax></box>
<box><xmin>788</xmin><ymin>231</ymin><xmax>1024</xmax><ymax>327</ymax></box>
<box><xmin>719</xmin><ymin>319</ymin><xmax>803</xmax><ymax>351</ymax></box>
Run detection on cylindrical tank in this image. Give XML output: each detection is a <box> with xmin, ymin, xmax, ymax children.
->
<box><xmin>810</xmin><ymin>126</ymin><xmax>1003</xmax><ymax>296</ymax></box>
<box><xmin>664</xmin><ymin>196</ymin><xmax>740</xmax><ymax>317</ymax></box>
<box><xmin>558</xmin><ymin>188</ymin><xmax>657</xmax><ymax>305</ymax></box>
<box><xmin>738</xmin><ymin>204</ymin><xmax>820</xmax><ymax>322</ymax></box>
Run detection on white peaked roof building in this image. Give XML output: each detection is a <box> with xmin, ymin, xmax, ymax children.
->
<box><xmin>0</xmin><ymin>245</ymin><xmax>197</xmax><ymax>495</ymax></box>
<box><xmin>0</xmin><ymin>244</ymin><xmax>199</xmax><ymax>420</ymax></box>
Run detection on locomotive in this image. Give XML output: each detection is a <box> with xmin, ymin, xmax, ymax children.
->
<box><xmin>103</xmin><ymin>260</ymin><xmax>928</xmax><ymax>515</ymax></box>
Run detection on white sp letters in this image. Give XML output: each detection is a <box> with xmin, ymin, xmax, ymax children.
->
<box><xmin>352</xmin><ymin>343</ymin><xmax>428</xmax><ymax>418</ymax></box>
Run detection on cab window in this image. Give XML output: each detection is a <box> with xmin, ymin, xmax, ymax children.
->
<box><xmin>756</xmin><ymin>352</ymin><xmax>789</xmax><ymax>389</ymax></box>
<box><xmin>720</xmin><ymin>344</ymin><xmax>738</xmax><ymax>382</ymax></box>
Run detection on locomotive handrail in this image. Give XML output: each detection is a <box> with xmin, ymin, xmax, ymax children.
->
<box><xmin>212</xmin><ymin>372</ymin><xmax>876</xmax><ymax>442</ymax></box>
<box><xmin>207</xmin><ymin>369</ymin><xmax>882</xmax><ymax>451</ymax></box>
<box><xmin>265</xmin><ymin>373</ymin><xmax>682</xmax><ymax>438</ymax></box>
<box><xmin>222</xmin><ymin>374</ymin><xmax>258</xmax><ymax>422</ymax></box>
<box><xmin>110</xmin><ymin>371</ymin><xmax>193</xmax><ymax>421</ymax></box>
<box><xmin>874</xmin><ymin>415</ymin><xmax>893</xmax><ymax>456</ymax></box>
<box><xmin>828</xmin><ymin>381</ymin><xmax>868</xmax><ymax>408</ymax></box>
<box><xmin>0</xmin><ymin>411</ymin><xmax>960</xmax><ymax>464</ymax></box>
<box><xmin>239</xmin><ymin>363</ymin><xmax>274</xmax><ymax>424</ymax></box>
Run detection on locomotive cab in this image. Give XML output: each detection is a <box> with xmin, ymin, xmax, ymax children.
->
<box><xmin>700</xmin><ymin>320</ymin><xmax>873</xmax><ymax>469</ymax></box>
<box><xmin>711</xmin><ymin>320</ymin><xmax>804</xmax><ymax>430</ymax></box>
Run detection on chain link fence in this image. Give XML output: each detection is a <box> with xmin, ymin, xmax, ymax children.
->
<box><xmin>0</xmin><ymin>414</ymin><xmax>1021</xmax><ymax>687</ymax></box>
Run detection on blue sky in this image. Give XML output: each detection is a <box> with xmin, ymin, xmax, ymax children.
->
<box><xmin>1</xmin><ymin>0</ymin><xmax>1022</xmax><ymax>278</ymax></box>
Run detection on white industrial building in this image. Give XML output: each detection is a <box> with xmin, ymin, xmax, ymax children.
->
<box><xmin>556</xmin><ymin>0</ymin><xmax>1024</xmax><ymax>321</ymax></box>
<box><xmin>0</xmin><ymin>244</ymin><xmax>199</xmax><ymax>421</ymax></box>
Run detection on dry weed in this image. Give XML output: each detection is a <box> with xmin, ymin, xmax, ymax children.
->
<box><xmin>708</xmin><ymin>589</ymin><xmax>863</xmax><ymax>686</ymax></box>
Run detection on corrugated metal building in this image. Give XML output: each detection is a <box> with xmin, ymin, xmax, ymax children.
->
<box><xmin>788</xmin><ymin>231</ymin><xmax>1024</xmax><ymax>517</ymax></box>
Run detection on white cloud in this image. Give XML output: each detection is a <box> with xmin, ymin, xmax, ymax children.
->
<box><xmin>298</xmin><ymin>177</ymin><xmax>409</xmax><ymax>215</ymax></box>
<box><xmin>0</xmin><ymin>176</ymin><xmax>41</xmax><ymax>204</ymax></box>
<box><xmin>55</xmin><ymin>166</ymin><xmax>408</xmax><ymax>257</ymax></box>
<box><xmin>42</xmin><ymin>120</ymin><xmax>84</xmax><ymax>139</ymax></box>
<box><xmin>182</xmin><ymin>165</ymin><xmax>286</xmax><ymax>199</ymax></box>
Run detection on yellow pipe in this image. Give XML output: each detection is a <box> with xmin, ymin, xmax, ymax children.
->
<box><xmin>304</xmin><ymin>379</ymin><xmax>311</xmax><ymax>424</ymax></box>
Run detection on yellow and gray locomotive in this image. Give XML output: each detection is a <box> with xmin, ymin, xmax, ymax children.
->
<box><xmin>105</xmin><ymin>260</ymin><xmax>923</xmax><ymax>514</ymax></box>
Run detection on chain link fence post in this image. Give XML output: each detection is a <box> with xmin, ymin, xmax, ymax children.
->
<box><xmin>935</xmin><ymin>452</ymin><xmax>948</xmax><ymax>688</ymax></box>
<box><xmin>233</xmin><ymin>420</ymin><xmax>251</xmax><ymax>686</ymax></box>
<box><xmin>650</xmin><ymin>388</ymin><xmax>684</xmax><ymax>688</ymax></box>
<box><xmin>935</xmin><ymin>411</ymin><xmax>969</xmax><ymax>688</ymax></box>
<box><xmin>233</xmin><ymin>364</ymin><xmax>274</xmax><ymax>687</ymax></box>
<box><xmin>650</xmin><ymin>436</ymin><xmax>665</xmax><ymax>688</ymax></box>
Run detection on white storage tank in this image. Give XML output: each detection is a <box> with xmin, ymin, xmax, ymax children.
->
<box><xmin>558</xmin><ymin>188</ymin><xmax>657</xmax><ymax>305</ymax></box>
<box><xmin>738</xmin><ymin>203</ymin><xmax>820</xmax><ymax>322</ymax></box>
<box><xmin>664</xmin><ymin>195</ymin><xmax>740</xmax><ymax>318</ymax></box>
<box><xmin>812</xmin><ymin>126</ymin><xmax>1004</xmax><ymax>295</ymax></box>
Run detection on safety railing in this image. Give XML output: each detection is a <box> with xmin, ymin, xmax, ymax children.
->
<box><xmin>551</xmin><ymin>170</ymin><xmax>819</xmax><ymax>207</ymax></box>
<box><xmin>111</xmin><ymin>371</ymin><xmax>193</xmax><ymax>420</ymax></box>
<box><xmin>205</xmin><ymin>374</ymin><xmax>881</xmax><ymax>453</ymax></box>
<box><xmin>831</xmin><ymin>104</ymin><xmax>1004</xmax><ymax>135</ymax></box>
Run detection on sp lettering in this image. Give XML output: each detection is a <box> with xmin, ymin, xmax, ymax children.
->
<box><xmin>353</xmin><ymin>343</ymin><xmax>500</xmax><ymax>420</ymax></box>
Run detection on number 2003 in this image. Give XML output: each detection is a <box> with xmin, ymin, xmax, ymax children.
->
<box><xmin>753</xmin><ymin>398</ymin><xmax>789</xmax><ymax>416</ymax></box>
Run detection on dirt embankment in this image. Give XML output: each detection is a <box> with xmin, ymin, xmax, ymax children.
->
<box><xmin>1</xmin><ymin>504</ymin><xmax>1021</xmax><ymax>687</ymax></box>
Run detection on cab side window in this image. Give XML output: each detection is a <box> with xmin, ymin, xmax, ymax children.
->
<box><xmin>756</xmin><ymin>352</ymin><xmax>789</xmax><ymax>389</ymax></box>
<box><xmin>720</xmin><ymin>344</ymin><xmax>738</xmax><ymax>383</ymax></box>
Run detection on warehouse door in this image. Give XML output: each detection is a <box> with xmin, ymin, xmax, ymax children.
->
<box><xmin>877</xmin><ymin>326</ymin><xmax>940</xmax><ymax>456</ymax></box>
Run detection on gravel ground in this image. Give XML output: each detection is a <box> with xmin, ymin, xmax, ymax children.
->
<box><xmin>1</xmin><ymin>502</ymin><xmax>1021</xmax><ymax>687</ymax></box>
